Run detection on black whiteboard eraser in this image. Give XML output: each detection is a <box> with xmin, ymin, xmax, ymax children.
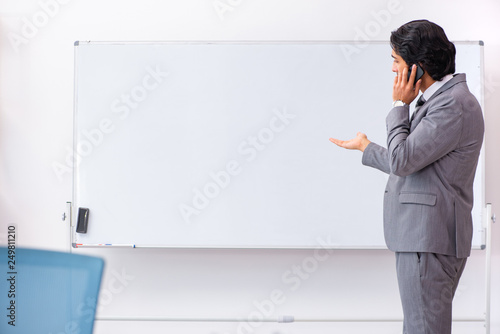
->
<box><xmin>76</xmin><ymin>208</ymin><xmax>90</xmax><ymax>233</ymax></box>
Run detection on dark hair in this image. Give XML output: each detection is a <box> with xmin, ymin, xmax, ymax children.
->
<box><xmin>390</xmin><ymin>20</ymin><xmax>456</xmax><ymax>81</ymax></box>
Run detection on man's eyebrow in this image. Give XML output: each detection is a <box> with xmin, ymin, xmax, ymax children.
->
<box><xmin>391</xmin><ymin>54</ymin><xmax>397</xmax><ymax>59</ymax></box>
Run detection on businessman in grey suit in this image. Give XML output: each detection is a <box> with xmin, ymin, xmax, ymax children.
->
<box><xmin>331</xmin><ymin>20</ymin><xmax>484</xmax><ymax>333</ymax></box>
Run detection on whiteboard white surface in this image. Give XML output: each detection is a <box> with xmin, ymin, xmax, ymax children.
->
<box><xmin>72</xmin><ymin>41</ymin><xmax>484</xmax><ymax>248</ymax></box>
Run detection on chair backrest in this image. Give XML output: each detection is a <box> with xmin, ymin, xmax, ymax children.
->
<box><xmin>0</xmin><ymin>247</ymin><xmax>104</xmax><ymax>334</ymax></box>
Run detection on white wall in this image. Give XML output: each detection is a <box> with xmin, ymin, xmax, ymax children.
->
<box><xmin>1</xmin><ymin>0</ymin><xmax>499</xmax><ymax>333</ymax></box>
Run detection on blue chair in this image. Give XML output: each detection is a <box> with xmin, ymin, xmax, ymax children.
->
<box><xmin>0</xmin><ymin>247</ymin><xmax>104</xmax><ymax>334</ymax></box>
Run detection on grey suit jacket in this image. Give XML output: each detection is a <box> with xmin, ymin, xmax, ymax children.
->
<box><xmin>362</xmin><ymin>73</ymin><xmax>484</xmax><ymax>258</ymax></box>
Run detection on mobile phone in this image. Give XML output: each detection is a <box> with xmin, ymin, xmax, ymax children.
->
<box><xmin>407</xmin><ymin>64</ymin><xmax>424</xmax><ymax>84</ymax></box>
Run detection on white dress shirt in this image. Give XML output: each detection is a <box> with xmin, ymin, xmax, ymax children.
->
<box><xmin>421</xmin><ymin>73</ymin><xmax>454</xmax><ymax>101</ymax></box>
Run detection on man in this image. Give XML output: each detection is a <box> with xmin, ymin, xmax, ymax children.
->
<box><xmin>330</xmin><ymin>20</ymin><xmax>484</xmax><ymax>333</ymax></box>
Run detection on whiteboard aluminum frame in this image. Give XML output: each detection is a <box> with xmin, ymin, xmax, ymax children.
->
<box><xmin>70</xmin><ymin>40</ymin><xmax>486</xmax><ymax>251</ymax></box>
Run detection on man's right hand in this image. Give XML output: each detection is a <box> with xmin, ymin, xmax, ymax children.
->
<box><xmin>329</xmin><ymin>132</ymin><xmax>371</xmax><ymax>152</ymax></box>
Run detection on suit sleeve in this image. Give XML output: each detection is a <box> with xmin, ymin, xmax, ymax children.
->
<box><xmin>386</xmin><ymin>94</ymin><xmax>462</xmax><ymax>177</ymax></box>
<box><xmin>361</xmin><ymin>142</ymin><xmax>391</xmax><ymax>174</ymax></box>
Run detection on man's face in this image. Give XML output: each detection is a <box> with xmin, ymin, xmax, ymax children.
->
<box><xmin>391</xmin><ymin>50</ymin><xmax>408</xmax><ymax>74</ymax></box>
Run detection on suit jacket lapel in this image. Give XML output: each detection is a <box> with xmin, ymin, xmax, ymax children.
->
<box><xmin>410</xmin><ymin>105</ymin><xmax>426</xmax><ymax>131</ymax></box>
<box><xmin>409</xmin><ymin>74</ymin><xmax>467</xmax><ymax>132</ymax></box>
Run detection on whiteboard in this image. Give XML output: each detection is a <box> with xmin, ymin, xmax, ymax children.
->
<box><xmin>72</xmin><ymin>41</ymin><xmax>485</xmax><ymax>249</ymax></box>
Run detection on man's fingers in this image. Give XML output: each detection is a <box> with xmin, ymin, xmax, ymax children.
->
<box><xmin>414</xmin><ymin>78</ymin><xmax>422</xmax><ymax>92</ymax></box>
<box><xmin>329</xmin><ymin>138</ymin><xmax>344</xmax><ymax>146</ymax></box>
<box><xmin>400</xmin><ymin>66</ymin><xmax>407</xmax><ymax>84</ymax></box>
<box><xmin>409</xmin><ymin>64</ymin><xmax>417</xmax><ymax>82</ymax></box>
<box><xmin>330</xmin><ymin>137</ymin><xmax>352</xmax><ymax>149</ymax></box>
<box><xmin>330</xmin><ymin>133</ymin><xmax>370</xmax><ymax>152</ymax></box>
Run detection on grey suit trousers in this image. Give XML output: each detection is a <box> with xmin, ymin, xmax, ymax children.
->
<box><xmin>395</xmin><ymin>252</ymin><xmax>467</xmax><ymax>334</ymax></box>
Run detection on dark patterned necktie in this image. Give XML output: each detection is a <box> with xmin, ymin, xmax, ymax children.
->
<box><xmin>416</xmin><ymin>95</ymin><xmax>426</xmax><ymax>108</ymax></box>
<box><xmin>410</xmin><ymin>95</ymin><xmax>426</xmax><ymax>122</ymax></box>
